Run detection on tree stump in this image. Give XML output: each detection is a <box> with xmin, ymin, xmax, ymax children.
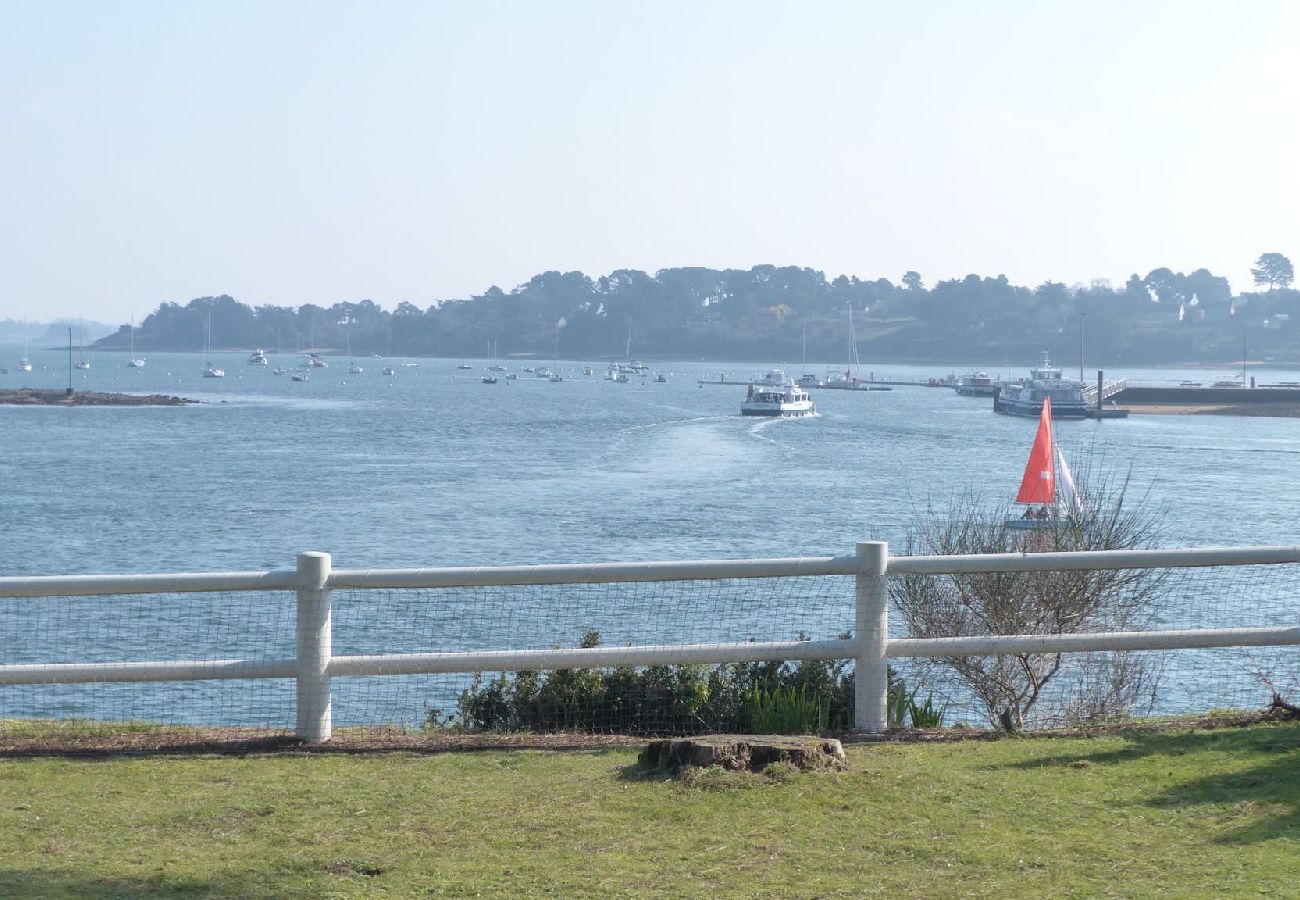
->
<box><xmin>638</xmin><ymin>734</ymin><xmax>847</xmax><ymax>773</ymax></box>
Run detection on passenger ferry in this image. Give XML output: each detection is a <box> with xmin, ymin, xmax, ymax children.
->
<box><xmin>994</xmin><ymin>352</ymin><xmax>1087</xmax><ymax>418</ymax></box>
<box><xmin>740</xmin><ymin>379</ymin><xmax>816</xmax><ymax>417</ymax></box>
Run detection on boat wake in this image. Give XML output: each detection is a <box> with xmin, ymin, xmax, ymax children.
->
<box><xmin>746</xmin><ymin>411</ymin><xmax>821</xmax><ymax>444</ymax></box>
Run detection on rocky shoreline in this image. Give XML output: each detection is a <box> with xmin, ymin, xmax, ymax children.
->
<box><xmin>0</xmin><ymin>388</ymin><xmax>195</xmax><ymax>406</ymax></box>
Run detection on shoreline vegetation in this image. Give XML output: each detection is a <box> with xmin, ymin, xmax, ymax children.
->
<box><xmin>0</xmin><ymin>388</ymin><xmax>194</xmax><ymax>406</ymax></box>
<box><xmin>82</xmin><ymin>259</ymin><xmax>1300</xmax><ymax>366</ymax></box>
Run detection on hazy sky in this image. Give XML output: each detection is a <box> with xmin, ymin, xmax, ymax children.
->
<box><xmin>3</xmin><ymin>1</ymin><xmax>1298</xmax><ymax>323</ymax></box>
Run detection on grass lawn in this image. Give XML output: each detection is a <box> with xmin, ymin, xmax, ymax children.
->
<box><xmin>0</xmin><ymin>720</ymin><xmax>1297</xmax><ymax>898</ymax></box>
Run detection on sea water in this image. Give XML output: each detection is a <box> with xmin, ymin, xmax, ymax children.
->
<box><xmin>1</xmin><ymin>346</ymin><xmax>1297</xmax><ymax>726</ymax></box>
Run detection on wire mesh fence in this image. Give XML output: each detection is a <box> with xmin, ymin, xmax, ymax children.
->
<box><xmin>888</xmin><ymin>563</ymin><xmax>1300</xmax><ymax>730</ymax></box>
<box><xmin>0</xmin><ymin>591</ymin><xmax>297</xmax><ymax>728</ymax></box>
<box><xmin>0</xmin><ymin>558</ymin><xmax>1296</xmax><ymax>738</ymax></box>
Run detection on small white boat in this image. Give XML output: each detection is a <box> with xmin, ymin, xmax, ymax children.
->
<box><xmin>17</xmin><ymin>359</ymin><xmax>32</xmax><ymax>372</ymax></box>
<box><xmin>458</xmin><ymin>364</ymin><xmax>473</xmax><ymax>370</ymax></box>
<box><xmin>273</xmin><ymin>366</ymin><xmax>287</xmax><ymax>375</ymax></box>
<box><xmin>291</xmin><ymin>371</ymin><xmax>309</xmax><ymax>382</ymax></box>
<box><xmin>249</xmin><ymin>349</ymin><xmax>268</xmax><ymax>365</ymax></box>
<box><xmin>202</xmin><ymin>364</ymin><xmax>225</xmax><ymax>378</ymax></box>
<box><xmin>348</xmin><ymin>363</ymin><xmax>364</xmax><ymax>375</ymax></box>
<box><xmin>740</xmin><ymin>379</ymin><xmax>816</xmax><ymax>417</ymax></box>
<box><xmin>75</xmin><ymin>360</ymin><xmax>91</xmax><ymax>370</ymax></box>
<box><xmin>482</xmin><ymin>374</ymin><xmax>498</xmax><ymax>384</ymax></box>
<box><xmin>654</xmin><ymin>373</ymin><xmax>667</xmax><ymax>383</ymax></box>
<box><xmin>549</xmin><ymin>374</ymin><xmax>564</xmax><ymax>382</ymax></box>
<box><xmin>382</xmin><ymin>366</ymin><xmax>396</xmax><ymax>376</ymax></box>
<box><xmin>308</xmin><ymin>355</ymin><xmax>328</xmax><ymax>368</ymax></box>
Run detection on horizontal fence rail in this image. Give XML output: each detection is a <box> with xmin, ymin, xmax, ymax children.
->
<box><xmin>0</xmin><ymin>543</ymin><xmax>1297</xmax><ymax>741</ymax></box>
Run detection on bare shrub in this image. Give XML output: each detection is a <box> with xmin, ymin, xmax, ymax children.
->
<box><xmin>892</xmin><ymin>460</ymin><xmax>1167</xmax><ymax>731</ymax></box>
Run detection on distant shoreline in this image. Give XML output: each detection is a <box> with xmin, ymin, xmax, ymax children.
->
<box><xmin>0</xmin><ymin>388</ymin><xmax>195</xmax><ymax>407</ymax></box>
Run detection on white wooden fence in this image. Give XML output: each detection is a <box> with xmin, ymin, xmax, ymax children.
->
<box><xmin>1</xmin><ymin>542</ymin><xmax>1297</xmax><ymax>742</ymax></box>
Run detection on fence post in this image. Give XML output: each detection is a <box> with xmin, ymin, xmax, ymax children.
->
<box><xmin>296</xmin><ymin>551</ymin><xmax>332</xmax><ymax>743</ymax></box>
<box><xmin>854</xmin><ymin>540</ymin><xmax>889</xmax><ymax>732</ymax></box>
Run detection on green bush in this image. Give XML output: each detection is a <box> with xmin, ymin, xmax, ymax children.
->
<box><xmin>441</xmin><ymin>631</ymin><xmax>874</xmax><ymax>736</ymax></box>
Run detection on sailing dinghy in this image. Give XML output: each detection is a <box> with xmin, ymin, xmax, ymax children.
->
<box><xmin>1007</xmin><ymin>397</ymin><xmax>1081</xmax><ymax>529</ymax></box>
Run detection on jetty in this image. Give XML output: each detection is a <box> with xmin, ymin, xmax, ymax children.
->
<box><xmin>0</xmin><ymin>388</ymin><xmax>194</xmax><ymax>406</ymax></box>
<box><xmin>1112</xmin><ymin>384</ymin><xmax>1300</xmax><ymax>417</ymax></box>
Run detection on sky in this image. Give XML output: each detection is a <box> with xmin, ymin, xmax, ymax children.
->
<box><xmin>2</xmin><ymin>0</ymin><xmax>1298</xmax><ymax>324</ymax></box>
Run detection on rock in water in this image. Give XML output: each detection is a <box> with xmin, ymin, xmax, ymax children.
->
<box><xmin>639</xmin><ymin>734</ymin><xmax>847</xmax><ymax>773</ymax></box>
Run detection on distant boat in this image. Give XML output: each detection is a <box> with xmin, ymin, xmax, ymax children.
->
<box><xmin>482</xmin><ymin>374</ymin><xmax>498</xmax><ymax>384</ymax></box>
<box><xmin>291</xmin><ymin>371</ymin><xmax>309</xmax><ymax>382</ymax></box>
<box><xmin>248</xmin><ymin>348</ymin><xmax>268</xmax><ymax>366</ymax></box>
<box><xmin>201</xmin><ymin>306</ymin><xmax>225</xmax><ymax>378</ymax></box>
<box><xmin>458</xmin><ymin>364</ymin><xmax>473</xmax><ymax>370</ymax></box>
<box><xmin>126</xmin><ymin>316</ymin><xmax>145</xmax><ymax>368</ymax></box>
<box><xmin>75</xmin><ymin>322</ymin><xmax>91</xmax><ymax>370</ymax></box>
<box><xmin>954</xmin><ymin>371</ymin><xmax>999</xmax><ymax>397</ymax></box>
<box><xmin>18</xmin><ymin>318</ymin><xmax>32</xmax><ymax>372</ymax></box>
<box><xmin>382</xmin><ymin>366</ymin><xmax>396</xmax><ymax>376</ymax></box>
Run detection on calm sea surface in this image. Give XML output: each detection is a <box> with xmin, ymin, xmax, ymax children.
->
<box><xmin>3</xmin><ymin>345</ymin><xmax>1297</xmax><ymax>575</ymax></box>
<box><xmin>1</xmin><ymin>345</ymin><xmax>1297</xmax><ymax>727</ymax></box>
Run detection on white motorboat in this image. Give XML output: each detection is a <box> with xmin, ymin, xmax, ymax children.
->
<box><xmin>291</xmin><ymin>371</ymin><xmax>309</xmax><ymax>382</ymax></box>
<box><xmin>740</xmin><ymin>379</ymin><xmax>816</xmax><ymax>417</ymax></box>
<box><xmin>954</xmin><ymin>371</ymin><xmax>1000</xmax><ymax>397</ymax></box>
<box><xmin>249</xmin><ymin>348</ymin><xmax>268</xmax><ymax>365</ymax></box>
<box><xmin>382</xmin><ymin>366</ymin><xmax>396</xmax><ymax>376</ymax></box>
<box><xmin>308</xmin><ymin>355</ymin><xmax>328</xmax><ymax>368</ymax></box>
<box><xmin>482</xmin><ymin>374</ymin><xmax>498</xmax><ymax>384</ymax></box>
<box><xmin>348</xmin><ymin>363</ymin><xmax>364</xmax><ymax>375</ymax></box>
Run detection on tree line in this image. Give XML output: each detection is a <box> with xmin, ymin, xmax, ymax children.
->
<box><xmin>94</xmin><ymin>253</ymin><xmax>1299</xmax><ymax>365</ymax></box>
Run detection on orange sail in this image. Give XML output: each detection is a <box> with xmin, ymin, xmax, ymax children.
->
<box><xmin>1015</xmin><ymin>397</ymin><xmax>1055</xmax><ymax>505</ymax></box>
